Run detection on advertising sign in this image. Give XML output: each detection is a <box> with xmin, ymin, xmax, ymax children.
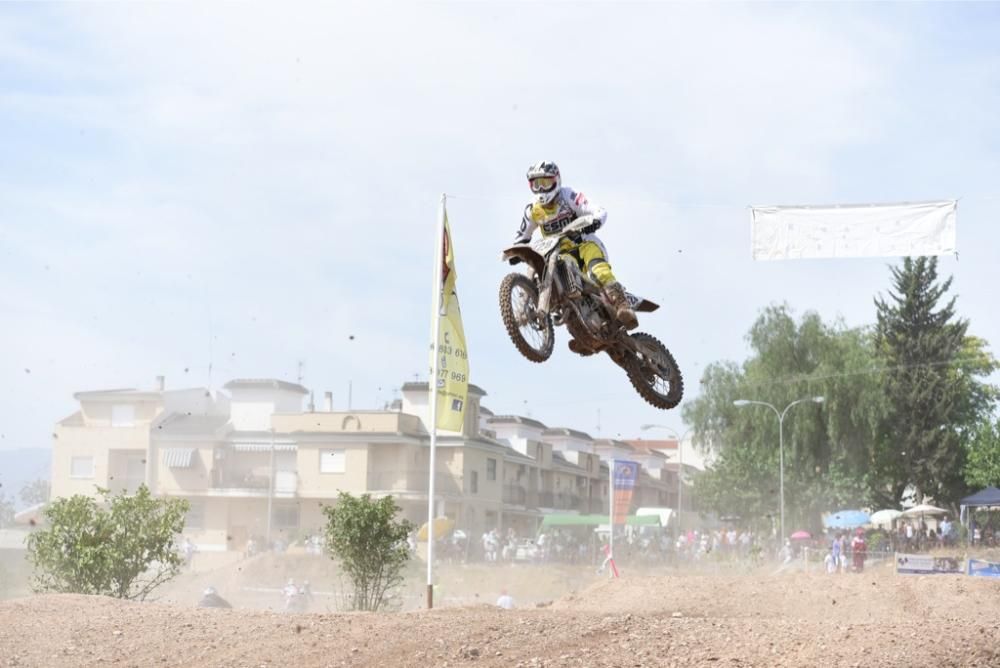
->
<box><xmin>967</xmin><ymin>559</ymin><xmax>1000</xmax><ymax>578</ymax></box>
<box><xmin>894</xmin><ymin>553</ymin><xmax>963</xmax><ymax>575</ymax></box>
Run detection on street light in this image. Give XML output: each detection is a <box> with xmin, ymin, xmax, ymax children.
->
<box><xmin>732</xmin><ymin>396</ymin><xmax>824</xmax><ymax>544</ymax></box>
<box><xmin>641</xmin><ymin>423</ymin><xmax>692</xmax><ymax>536</ymax></box>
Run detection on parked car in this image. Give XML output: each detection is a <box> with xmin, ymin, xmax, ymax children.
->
<box><xmin>514</xmin><ymin>539</ymin><xmax>539</xmax><ymax>562</ymax></box>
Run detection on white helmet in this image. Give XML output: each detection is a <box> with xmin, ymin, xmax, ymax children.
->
<box><xmin>526</xmin><ymin>160</ymin><xmax>560</xmax><ymax>206</ymax></box>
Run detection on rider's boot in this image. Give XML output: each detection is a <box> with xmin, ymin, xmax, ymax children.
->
<box><xmin>568</xmin><ymin>339</ymin><xmax>594</xmax><ymax>356</ymax></box>
<box><xmin>604</xmin><ymin>281</ymin><xmax>638</xmax><ymax>330</ymax></box>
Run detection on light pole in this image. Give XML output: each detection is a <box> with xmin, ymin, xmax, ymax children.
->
<box><xmin>265</xmin><ymin>427</ymin><xmax>276</xmax><ymax>547</ymax></box>
<box><xmin>732</xmin><ymin>396</ymin><xmax>824</xmax><ymax>544</ymax></box>
<box><xmin>640</xmin><ymin>424</ymin><xmax>691</xmax><ymax>536</ymax></box>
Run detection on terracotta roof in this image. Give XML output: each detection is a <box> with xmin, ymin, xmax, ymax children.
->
<box><xmin>625</xmin><ymin>438</ymin><xmax>678</xmax><ymax>450</ymax></box>
<box><xmin>552</xmin><ymin>451</ymin><xmax>585</xmax><ymax>471</ymax></box>
<box><xmin>154</xmin><ymin>413</ymin><xmax>230</xmax><ymax>435</ymax></box>
<box><xmin>542</xmin><ymin>427</ymin><xmax>594</xmax><ymax>441</ymax></box>
<box><xmin>487</xmin><ymin>415</ymin><xmax>548</xmax><ymax>430</ymax></box>
<box><xmin>224</xmin><ymin>379</ymin><xmax>308</xmax><ymax>394</ymax></box>
<box><xmin>592</xmin><ymin>438</ymin><xmax>636</xmax><ymax>451</ymax></box>
<box><xmin>73</xmin><ymin>388</ymin><xmax>161</xmax><ymax>401</ymax></box>
<box><xmin>624</xmin><ymin>442</ymin><xmax>670</xmax><ymax>459</ymax></box>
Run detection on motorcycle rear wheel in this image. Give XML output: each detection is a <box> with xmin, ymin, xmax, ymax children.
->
<box><xmin>625</xmin><ymin>332</ymin><xmax>684</xmax><ymax>409</ymax></box>
<box><xmin>499</xmin><ymin>273</ymin><xmax>554</xmax><ymax>363</ymax></box>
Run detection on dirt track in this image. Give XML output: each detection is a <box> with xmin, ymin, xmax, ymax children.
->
<box><xmin>3</xmin><ymin>569</ymin><xmax>1000</xmax><ymax>668</ymax></box>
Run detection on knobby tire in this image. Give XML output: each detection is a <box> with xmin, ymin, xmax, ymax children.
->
<box><xmin>499</xmin><ymin>273</ymin><xmax>554</xmax><ymax>363</ymax></box>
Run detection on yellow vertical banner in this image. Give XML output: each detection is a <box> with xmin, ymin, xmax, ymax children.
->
<box><xmin>433</xmin><ymin>206</ymin><xmax>469</xmax><ymax>432</ymax></box>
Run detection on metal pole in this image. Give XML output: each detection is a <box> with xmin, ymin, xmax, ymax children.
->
<box><xmin>266</xmin><ymin>428</ymin><xmax>275</xmax><ymax>547</ymax></box>
<box><xmin>733</xmin><ymin>397</ymin><xmax>823</xmax><ymax>550</ymax></box>
<box><xmin>608</xmin><ymin>458</ymin><xmax>615</xmax><ymax>571</ymax></box>
<box><xmin>677</xmin><ymin>438</ymin><xmax>683</xmax><ymax>534</ymax></box>
<box><xmin>426</xmin><ymin>193</ymin><xmax>447</xmax><ymax>609</ymax></box>
<box><xmin>778</xmin><ymin>414</ymin><xmax>785</xmax><ymax>546</ymax></box>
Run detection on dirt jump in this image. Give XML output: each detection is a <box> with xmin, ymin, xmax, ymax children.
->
<box><xmin>3</xmin><ymin>563</ymin><xmax>1000</xmax><ymax>668</ymax></box>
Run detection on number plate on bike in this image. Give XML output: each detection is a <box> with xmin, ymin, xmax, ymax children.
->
<box><xmin>531</xmin><ymin>236</ymin><xmax>560</xmax><ymax>255</ymax></box>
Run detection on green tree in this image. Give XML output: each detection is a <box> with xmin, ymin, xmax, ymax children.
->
<box><xmin>322</xmin><ymin>492</ymin><xmax>413</xmax><ymax>612</ymax></box>
<box><xmin>26</xmin><ymin>485</ymin><xmax>188</xmax><ymax>600</ymax></box>
<box><xmin>872</xmin><ymin>257</ymin><xmax>997</xmax><ymax>507</ymax></box>
<box><xmin>19</xmin><ymin>479</ymin><xmax>50</xmax><ymax>507</ymax></box>
<box><xmin>965</xmin><ymin>417</ymin><xmax>1000</xmax><ymax>489</ymax></box>
<box><xmin>684</xmin><ymin>305</ymin><xmax>881</xmax><ymax>533</ymax></box>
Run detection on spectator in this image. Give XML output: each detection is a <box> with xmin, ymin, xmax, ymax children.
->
<box><xmin>780</xmin><ymin>539</ymin><xmax>793</xmax><ymax>564</ymax></box>
<box><xmin>244</xmin><ymin>536</ymin><xmax>258</xmax><ymax>559</ymax></box>
<box><xmin>851</xmin><ymin>529</ymin><xmax>866</xmax><ymax>573</ymax></box>
<box><xmin>283</xmin><ymin>578</ymin><xmax>300</xmax><ymax>612</ymax></box>
<box><xmin>830</xmin><ymin>532</ymin><xmax>842</xmax><ymax>573</ymax></box>
<box><xmin>496</xmin><ymin>588</ymin><xmax>515</xmax><ymax>610</ymax></box>
<box><xmin>181</xmin><ymin>537</ymin><xmax>197</xmax><ymax>569</ymax></box>
<box><xmin>824</xmin><ymin>550</ymin><xmax>837</xmax><ymax>574</ymax></box>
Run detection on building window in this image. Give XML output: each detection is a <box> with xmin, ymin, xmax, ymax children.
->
<box><xmin>486</xmin><ymin>458</ymin><xmax>497</xmax><ymax>481</ymax></box>
<box><xmin>470</xmin><ymin>470</ymin><xmax>479</xmax><ymax>494</ymax></box>
<box><xmin>320</xmin><ymin>450</ymin><xmax>346</xmax><ymax>473</ymax></box>
<box><xmin>70</xmin><ymin>456</ymin><xmax>94</xmax><ymax>479</ymax></box>
<box><xmin>111</xmin><ymin>404</ymin><xmax>135</xmax><ymax>427</ymax></box>
<box><xmin>186</xmin><ymin>500</ymin><xmax>205</xmax><ymax>529</ymax></box>
<box><xmin>273</xmin><ymin>503</ymin><xmax>300</xmax><ymax>530</ymax></box>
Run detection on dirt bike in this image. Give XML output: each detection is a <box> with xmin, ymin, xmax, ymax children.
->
<box><xmin>499</xmin><ymin>218</ymin><xmax>684</xmax><ymax>410</ymax></box>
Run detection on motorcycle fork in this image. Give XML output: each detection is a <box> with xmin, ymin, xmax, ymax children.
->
<box><xmin>536</xmin><ymin>251</ymin><xmax>563</xmax><ymax>317</ymax></box>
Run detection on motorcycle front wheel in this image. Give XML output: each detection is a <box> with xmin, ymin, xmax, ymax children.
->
<box><xmin>499</xmin><ymin>273</ymin><xmax>554</xmax><ymax>363</ymax></box>
<box><xmin>625</xmin><ymin>332</ymin><xmax>684</xmax><ymax>409</ymax></box>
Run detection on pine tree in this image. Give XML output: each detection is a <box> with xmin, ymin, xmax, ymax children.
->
<box><xmin>872</xmin><ymin>257</ymin><xmax>990</xmax><ymax>507</ymax></box>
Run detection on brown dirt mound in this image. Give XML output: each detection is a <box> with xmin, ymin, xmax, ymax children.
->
<box><xmin>2</xmin><ymin>571</ymin><xmax>1000</xmax><ymax>668</ymax></box>
<box><xmin>156</xmin><ymin>554</ymin><xmax>592</xmax><ymax>611</ymax></box>
<box><xmin>554</xmin><ymin>570</ymin><xmax>1000</xmax><ymax>622</ymax></box>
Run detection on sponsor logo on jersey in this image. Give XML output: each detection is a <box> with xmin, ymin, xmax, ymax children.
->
<box><xmin>531</xmin><ymin>197</ymin><xmax>575</xmax><ymax>235</ymax></box>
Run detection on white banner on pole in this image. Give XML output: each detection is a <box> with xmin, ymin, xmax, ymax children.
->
<box><xmin>750</xmin><ymin>200</ymin><xmax>957</xmax><ymax>260</ymax></box>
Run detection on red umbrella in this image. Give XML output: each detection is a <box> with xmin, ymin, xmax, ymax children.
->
<box><xmin>789</xmin><ymin>530</ymin><xmax>811</xmax><ymax>540</ymax></box>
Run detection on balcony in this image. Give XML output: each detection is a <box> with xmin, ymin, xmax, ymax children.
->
<box><xmin>366</xmin><ymin>470</ymin><xmax>462</xmax><ymax>496</ymax></box>
<box><xmin>538</xmin><ymin>491</ymin><xmax>584</xmax><ymax>511</ymax></box>
<box><xmin>502</xmin><ymin>484</ymin><xmax>527</xmax><ymax>506</ymax></box>
<box><xmin>209</xmin><ymin>468</ymin><xmax>298</xmax><ymax>498</ymax></box>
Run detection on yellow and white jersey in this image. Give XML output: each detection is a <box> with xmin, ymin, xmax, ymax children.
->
<box><xmin>514</xmin><ymin>186</ymin><xmax>608</xmax><ymax>243</ymax></box>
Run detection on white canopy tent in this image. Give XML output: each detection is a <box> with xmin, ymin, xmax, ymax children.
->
<box><xmin>869</xmin><ymin>509</ymin><xmax>903</xmax><ymax>528</ymax></box>
<box><xmin>901</xmin><ymin>504</ymin><xmax>948</xmax><ymax>517</ymax></box>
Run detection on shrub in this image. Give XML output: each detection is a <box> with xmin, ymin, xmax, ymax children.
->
<box><xmin>321</xmin><ymin>492</ymin><xmax>413</xmax><ymax>612</ymax></box>
<box><xmin>26</xmin><ymin>485</ymin><xmax>188</xmax><ymax>600</ymax></box>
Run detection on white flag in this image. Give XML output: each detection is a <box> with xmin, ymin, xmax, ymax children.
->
<box><xmin>750</xmin><ymin>200</ymin><xmax>956</xmax><ymax>261</ymax></box>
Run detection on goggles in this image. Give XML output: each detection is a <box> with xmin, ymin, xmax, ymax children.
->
<box><xmin>529</xmin><ymin>176</ymin><xmax>557</xmax><ymax>193</ymax></box>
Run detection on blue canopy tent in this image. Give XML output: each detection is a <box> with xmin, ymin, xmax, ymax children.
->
<box><xmin>961</xmin><ymin>486</ymin><xmax>1000</xmax><ymax>507</ymax></box>
<box><xmin>960</xmin><ymin>487</ymin><xmax>1000</xmax><ymax>545</ymax></box>
<box><xmin>823</xmin><ymin>510</ymin><xmax>870</xmax><ymax>530</ymax></box>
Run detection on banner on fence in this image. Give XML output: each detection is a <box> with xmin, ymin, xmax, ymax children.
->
<box><xmin>967</xmin><ymin>558</ymin><xmax>1000</xmax><ymax>578</ymax></box>
<box><xmin>894</xmin><ymin>552</ymin><xmax>963</xmax><ymax>575</ymax></box>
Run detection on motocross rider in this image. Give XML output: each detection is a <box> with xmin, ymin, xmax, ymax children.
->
<box><xmin>514</xmin><ymin>160</ymin><xmax>639</xmax><ymax>349</ymax></box>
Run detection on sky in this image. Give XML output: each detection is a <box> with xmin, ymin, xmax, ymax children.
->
<box><xmin>2</xmin><ymin>2</ymin><xmax>999</xmax><ymax>451</ymax></box>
